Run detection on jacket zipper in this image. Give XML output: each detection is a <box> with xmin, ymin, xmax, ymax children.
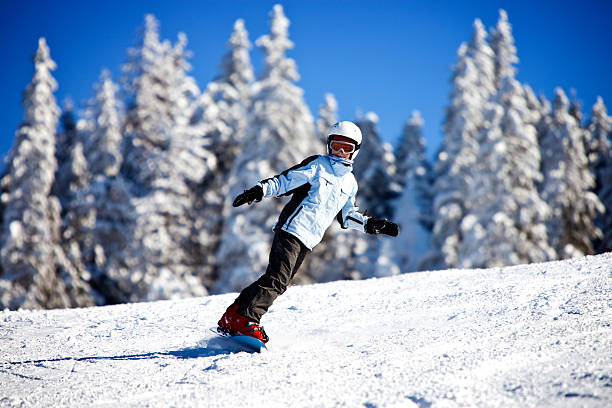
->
<box><xmin>347</xmin><ymin>216</ymin><xmax>363</xmax><ymax>225</ymax></box>
<box><xmin>287</xmin><ymin>205</ymin><xmax>303</xmax><ymax>227</ymax></box>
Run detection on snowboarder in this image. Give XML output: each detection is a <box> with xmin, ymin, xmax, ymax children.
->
<box><xmin>218</xmin><ymin>121</ymin><xmax>400</xmax><ymax>343</ymax></box>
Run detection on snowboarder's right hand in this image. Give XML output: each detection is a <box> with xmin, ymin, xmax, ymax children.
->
<box><xmin>233</xmin><ymin>185</ymin><xmax>264</xmax><ymax>207</ymax></box>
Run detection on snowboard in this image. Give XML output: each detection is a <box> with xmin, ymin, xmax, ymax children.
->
<box><xmin>210</xmin><ymin>327</ymin><xmax>268</xmax><ymax>353</ymax></box>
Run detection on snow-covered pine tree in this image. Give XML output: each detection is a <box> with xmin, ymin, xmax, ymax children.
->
<box><xmin>217</xmin><ymin>19</ymin><xmax>254</xmax><ymax>106</ymax></box>
<box><xmin>199</xmin><ymin>18</ymin><xmax>254</xmax><ymax>175</ymax></box>
<box><xmin>454</xmin><ymin>10</ymin><xmax>554</xmax><ymax>268</ymax></box>
<box><xmin>350</xmin><ymin>112</ymin><xmax>400</xmax><ymax>279</ymax></box>
<box><xmin>424</xmin><ymin>19</ymin><xmax>497</xmax><ymax>271</ymax></box>
<box><xmin>119</xmin><ymin>15</ymin><xmax>215</xmax><ymax>301</ymax></box>
<box><xmin>423</xmin><ymin>47</ymin><xmax>469</xmax><ymax>270</ymax></box>
<box><xmin>59</xmin><ymin>140</ymin><xmax>95</xmax><ymax>280</ymax></box>
<box><xmin>121</xmin><ymin>15</ymin><xmax>171</xmax><ymax>180</ymax></box>
<box><xmin>489</xmin><ymin>9</ymin><xmax>518</xmax><ymax>89</ymax></box>
<box><xmin>395</xmin><ymin>111</ymin><xmax>429</xmax><ymax>188</ymax></box>
<box><xmin>353</xmin><ymin>112</ymin><xmax>400</xmax><ymax>218</ymax></box>
<box><xmin>423</xmin><ymin>52</ymin><xmax>484</xmax><ymax>270</ymax></box>
<box><xmin>467</xmin><ymin>19</ymin><xmax>496</xmax><ymax>98</ymax></box>
<box><xmin>568</xmin><ymin>89</ymin><xmax>584</xmax><ymax>126</ymax></box>
<box><xmin>68</xmin><ymin>70</ymin><xmax>133</xmax><ymax>303</ymax></box>
<box><xmin>53</xmin><ymin>99</ymin><xmax>90</xmax><ymax>208</ymax></box>
<box><xmin>166</xmin><ymin>35</ymin><xmax>218</xmax><ymax>184</ymax></box>
<box><xmin>523</xmin><ymin>84</ymin><xmax>546</xmax><ymax>133</ymax></box>
<box><xmin>0</xmin><ymin>38</ymin><xmax>95</xmax><ymax>310</ymax></box>
<box><xmin>457</xmin><ymin>78</ymin><xmax>555</xmax><ymax>268</ymax></box>
<box><xmin>586</xmin><ymin>97</ymin><xmax>612</xmax><ymax>252</ymax></box>
<box><xmin>316</xmin><ymin>93</ymin><xmax>338</xmax><ymax>144</ymax></box>
<box><xmin>83</xmin><ymin>70</ymin><xmax>123</xmax><ymax>177</ymax></box>
<box><xmin>195</xmin><ymin>19</ymin><xmax>255</xmax><ymax>286</ymax></box>
<box><xmin>214</xmin><ymin>5</ymin><xmax>322</xmax><ymax>292</ymax></box>
<box><xmin>51</xmin><ymin>99</ymin><xmax>96</xmax><ymax>287</ymax></box>
<box><xmin>55</xmin><ymin>99</ymin><xmax>78</xmax><ymax>167</ymax></box>
<box><xmin>392</xmin><ymin>111</ymin><xmax>433</xmax><ymax>272</ymax></box>
<box><xmin>81</xmin><ymin>177</ymin><xmax>134</xmax><ymax>304</ymax></box>
<box><xmin>539</xmin><ymin>88</ymin><xmax>604</xmax><ymax>258</ymax></box>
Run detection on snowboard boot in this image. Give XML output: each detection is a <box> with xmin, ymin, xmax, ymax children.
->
<box><xmin>217</xmin><ymin>303</ymin><xmax>269</xmax><ymax>343</ymax></box>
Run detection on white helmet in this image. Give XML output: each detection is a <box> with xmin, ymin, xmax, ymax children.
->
<box><xmin>327</xmin><ymin>121</ymin><xmax>362</xmax><ymax>159</ymax></box>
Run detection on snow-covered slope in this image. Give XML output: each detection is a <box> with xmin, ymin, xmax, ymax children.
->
<box><xmin>1</xmin><ymin>254</ymin><xmax>610</xmax><ymax>407</ymax></box>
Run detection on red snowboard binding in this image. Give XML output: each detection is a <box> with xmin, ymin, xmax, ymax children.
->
<box><xmin>217</xmin><ymin>303</ymin><xmax>269</xmax><ymax>344</ymax></box>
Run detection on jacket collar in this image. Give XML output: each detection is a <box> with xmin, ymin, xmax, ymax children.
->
<box><xmin>327</xmin><ymin>154</ymin><xmax>353</xmax><ymax>176</ymax></box>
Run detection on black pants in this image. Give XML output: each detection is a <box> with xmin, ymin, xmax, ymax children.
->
<box><xmin>235</xmin><ymin>230</ymin><xmax>310</xmax><ymax>323</ymax></box>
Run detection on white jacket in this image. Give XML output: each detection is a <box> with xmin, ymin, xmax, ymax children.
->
<box><xmin>259</xmin><ymin>155</ymin><xmax>369</xmax><ymax>250</ymax></box>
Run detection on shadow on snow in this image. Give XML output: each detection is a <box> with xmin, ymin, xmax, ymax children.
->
<box><xmin>2</xmin><ymin>336</ymin><xmax>253</xmax><ymax>368</ymax></box>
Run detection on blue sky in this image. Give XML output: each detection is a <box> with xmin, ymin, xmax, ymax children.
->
<box><xmin>1</xmin><ymin>0</ymin><xmax>611</xmax><ymax>160</ymax></box>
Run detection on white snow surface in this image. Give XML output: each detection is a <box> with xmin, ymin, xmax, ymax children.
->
<box><xmin>1</xmin><ymin>254</ymin><xmax>610</xmax><ymax>407</ymax></box>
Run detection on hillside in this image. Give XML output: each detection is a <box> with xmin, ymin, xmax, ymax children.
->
<box><xmin>1</xmin><ymin>253</ymin><xmax>611</xmax><ymax>407</ymax></box>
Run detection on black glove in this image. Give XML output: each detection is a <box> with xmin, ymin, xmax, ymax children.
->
<box><xmin>365</xmin><ymin>217</ymin><xmax>399</xmax><ymax>237</ymax></box>
<box><xmin>233</xmin><ymin>185</ymin><xmax>264</xmax><ymax>207</ymax></box>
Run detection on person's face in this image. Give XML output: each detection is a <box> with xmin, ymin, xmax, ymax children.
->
<box><xmin>329</xmin><ymin>136</ymin><xmax>356</xmax><ymax>159</ymax></box>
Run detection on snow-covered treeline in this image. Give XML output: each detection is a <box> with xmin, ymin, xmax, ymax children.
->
<box><xmin>0</xmin><ymin>6</ymin><xmax>610</xmax><ymax>310</ymax></box>
<box><xmin>421</xmin><ymin>10</ymin><xmax>611</xmax><ymax>271</ymax></box>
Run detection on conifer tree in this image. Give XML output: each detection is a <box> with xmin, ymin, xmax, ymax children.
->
<box><xmin>568</xmin><ymin>90</ymin><xmax>584</xmax><ymax>125</ymax></box>
<box><xmin>217</xmin><ymin>19</ymin><xmax>254</xmax><ymax>102</ymax></box>
<box><xmin>395</xmin><ymin>111</ymin><xmax>429</xmax><ymax>189</ymax></box>
<box><xmin>425</xmin><ymin>20</ymin><xmax>497</xmax><ymax>270</ymax></box>
<box><xmin>118</xmin><ymin>15</ymin><xmax>214</xmax><ymax>301</ymax></box>
<box><xmin>458</xmin><ymin>78</ymin><xmax>555</xmax><ymax>267</ymax></box>
<box><xmin>59</xmin><ymin>140</ymin><xmax>91</xmax><ymax>251</ymax></box>
<box><xmin>0</xmin><ymin>39</ymin><xmax>95</xmax><ymax>310</ymax></box>
<box><xmin>455</xmin><ymin>11</ymin><xmax>554</xmax><ymax>268</ymax></box>
<box><xmin>53</xmin><ymin>99</ymin><xmax>95</xmax><ymax>284</ymax></box>
<box><xmin>316</xmin><ymin>93</ymin><xmax>338</xmax><ymax>144</ymax></box>
<box><xmin>349</xmin><ymin>112</ymin><xmax>400</xmax><ymax>279</ymax></box>
<box><xmin>354</xmin><ymin>112</ymin><xmax>400</xmax><ymax>219</ymax></box>
<box><xmin>586</xmin><ymin>97</ymin><xmax>612</xmax><ymax>252</ymax></box>
<box><xmin>82</xmin><ymin>176</ymin><xmax>134</xmax><ymax>304</ymax></box>
<box><xmin>489</xmin><ymin>9</ymin><xmax>518</xmax><ymax>88</ymax></box>
<box><xmin>195</xmin><ymin>19</ymin><xmax>255</xmax><ymax>284</ymax></box>
<box><xmin>539</xmin><ymin>88</ymin><xmax>604</xmax><ymax>258</ymax></box>
<box><xmin>71</xmin><ymin>70</ymin><xmax>132</xmax><ymax>303</ymax></box>
<box><xmin>56</xmin><ymin>99</ymin><xmax>78</xmax><ymax>162</ymax></box>
<box><xmin>215</xmin><ymin>4</ymin><xmax>322</xmax><ymax>292</ymax></box>
<box><xmin>467</xmin><ymin>19</ymin><xmax>496</xmax><ymax>97</ymax></box>
<box><xmin>523</xmin><ymin>84</ymin><xmax>546</xmax><ymax>131</ymax></box>
<box><xmin>83</xmin><ymin>70</ymin><xmax>123</xmax><ymax>177</ymax></box>
<box><xmin>392</xmin><ymin>111</ymin><xmax>433</xmax><ymax>272</ymax></box>
<box><xmin>424</xmin><ymin>45</ymin><xmax>481</xmax><ymax>270</ymax></box>
<box><xmin>54</xmin><ymin>99</ymin><xmax>82</xmax><ymax>205</ymax></box>
<box><xmin>199</xmin><ymin>18</ymin><xmax>254</xmax><ymax>175</ymax></box>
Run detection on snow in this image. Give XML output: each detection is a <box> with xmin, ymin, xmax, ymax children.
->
<box><xmin>1</xmin><ymin>253</ymin><xmax>610</xmax><ymax>407</ymax></box>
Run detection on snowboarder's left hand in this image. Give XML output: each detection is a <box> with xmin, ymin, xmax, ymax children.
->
<box><xmin>365</xmin><ymin>218</ymin><xmax>399</xmax><ymax>237</ymax></box>
<box><xmin>233</xmin><ymin>185</ymin><xmax>264</xmax><ymax>207</ymax></box>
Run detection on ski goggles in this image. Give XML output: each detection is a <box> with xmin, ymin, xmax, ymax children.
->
<box><xmin>329</xmin><ymin>140</ymin><xmax>357</xmax><ymax>154</ymax></box>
